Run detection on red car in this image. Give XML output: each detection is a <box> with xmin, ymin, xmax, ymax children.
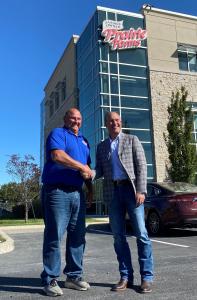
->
<box><xmin>145</xmin><ymin>182</ymin><xmax>197</xmax><ymax>235</ymax></box>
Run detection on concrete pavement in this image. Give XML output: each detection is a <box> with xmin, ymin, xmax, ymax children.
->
<box><xmin>1</xmin><ymin>224</ymin><xmax>197</xmax><ymax>299</ymax></box>
<box><xmin>0</xmin><ymin>217</ymin><xmax>109</xmax><ymax>254</ymax></box>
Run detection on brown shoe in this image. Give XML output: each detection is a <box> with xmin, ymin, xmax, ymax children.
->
<box><xmin>111</xmin><ymin>279</ymin><xmax>128</xmax><ymax>292</ymax></box>
<box><xmin>140</xmin><ymin>280</ymin><xmax>153</xmax><ymax>293</ymax></box>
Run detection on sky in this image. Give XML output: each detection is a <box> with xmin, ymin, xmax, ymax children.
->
<box><xmin>0</xmin><ymin>0</ymin><xmax>197</xmax><ymax>185</ymax></box>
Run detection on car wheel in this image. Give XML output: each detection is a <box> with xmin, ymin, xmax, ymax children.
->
<box><xmin>147</xmin><ymin>211</ymin><xmax>162</xmax><ymax>235</ymax></box>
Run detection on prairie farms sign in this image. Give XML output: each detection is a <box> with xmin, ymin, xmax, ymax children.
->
<box><xmin>101</xmin><ymin>20</ymin><xmax>147</xmax><ymax>50</ymax></box>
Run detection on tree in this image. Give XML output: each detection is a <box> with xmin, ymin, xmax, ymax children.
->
<box><xmin>0</xmin><ymin>182</ymin><xmax>21</xmax><ymax>206</ymax></box>
<box><xmin>164</xmin><ymin>86</ymin><xmax>197</xmax><ymax>183</ymax></box>
<box><xmin>6</xmin><ymin>154</ymin><xmax>40</xmax><ymax>222</ymax></box>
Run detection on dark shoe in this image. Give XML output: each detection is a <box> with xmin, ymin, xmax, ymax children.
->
<box><xmin>111</xmin><ymin>279</ymin><xmax>128</xmax><ymax>292</ymax></box>
<box><xmin>140</xmin><ymin>280</ymin><xmax>153</xmax><ymax>293</ymax></box>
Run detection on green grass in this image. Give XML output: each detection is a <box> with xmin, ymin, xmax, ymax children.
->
<box><xmin>85</xmin><ymin>217</ymin><xmax>108</xmax><ymax>223</ymax></box>
<box><xmin>0</xmin><ymin>217</ymin><xmax>108</xmax><ymax>226</ymax></box>
<box><xmin>0</xmin><ymin>218</ymin><xmax>44</xmax><ymax>226</ymax></box>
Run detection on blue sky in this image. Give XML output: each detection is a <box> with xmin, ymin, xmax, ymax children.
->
<box><xmin>0</xmin><ymin>0</ymin><xmax>197</xmax><ymax>185</ymax></box>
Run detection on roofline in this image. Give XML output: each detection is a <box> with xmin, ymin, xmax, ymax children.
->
<box><xmin>44</xmin><ymin>35</ymin><xmax>79</xmax><ymax>91</ymax></box>
<box><xmin>141</xmin><ymin>4</ymin><xmax>197</xmax><ymax>21</ymax></box>
<box><xmin>96</xmin><ymin>6</ymin><xmax>143</xmax><ymax>19</ymax></box>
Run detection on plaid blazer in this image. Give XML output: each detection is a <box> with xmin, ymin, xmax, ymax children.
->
<box><xmin>95</xmin><ymin>132</ymin><xmax>147</xmax><ymax>203</ymax></box>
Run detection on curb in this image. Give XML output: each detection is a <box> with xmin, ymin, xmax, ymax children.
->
<box><xmin>0</xmin><ymin>230</ymin><xmax>14</xmax><ymax>254</ymax></box>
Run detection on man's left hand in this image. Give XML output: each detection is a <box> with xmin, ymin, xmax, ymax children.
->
<box><xmin>135</xmin><ymin>192</ymin><xmax>145</xmax><ymax>207</ymax></box>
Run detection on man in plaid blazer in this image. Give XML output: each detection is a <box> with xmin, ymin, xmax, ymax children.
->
<box><xmin>95</xmin><ymin>112</ymin><xmax>154</xmax><ymax>293</ymax></box>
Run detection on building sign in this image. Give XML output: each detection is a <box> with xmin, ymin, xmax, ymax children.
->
<box><xmin>102</xmin><ymin>20</ymin><xmax>124</xmax><ymax>30</ymax></box>
<box><xmin>101</xmin><ymin>20</ymin><xmax>147</xmax><ymax>50</ymax></box>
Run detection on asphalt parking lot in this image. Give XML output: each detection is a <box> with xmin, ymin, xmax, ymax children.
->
<box><xmin>0</xmin><ymin>223</ymin><xmax>197</xmax><ymax>300</ymax></box>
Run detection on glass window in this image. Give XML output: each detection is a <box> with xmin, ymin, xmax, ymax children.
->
<box><xmin>110</xmin><ymin>75</ymin><xmax>119</xmax><ymax>94</ymax></box>
<box><xmin>100</xmin><ymin>44</ymin><xmax>108</xmax><ymax>61</ymax></box>
<box><xmin>188</xmin><ymin>53</ymin><xmax>197</xmax><ymax>72</ymax></box>
<box><xmin>116</xmin><ymin>14</ymin><xmax>144</xmax><ymax>30</ymax></box>
<box><xmin>142</xmin><ymin>143</ymin><xmax>153</xmax><ymax>164</ymax></box>
<box><xmin>109</xmin><ymin>49</ymin><xmax>117</xmax><ymax>62</ymax></box>
<box><xmin>98</xmin><ymin>10</ymin><xmax>106</xmax><ymax>27</ymax></box>
<box><xmin>178</xmin><ymin>51</ymin><xmax>188</xmax><ymax>71</ymax></box>
<box><xmin>107</xmin><ymin>12</ymin><xmax>115</xmax><ymax>20</ymax></box>
<box><xmin>101</xmin><ymin>62</ymin><xmax>108</xmax><ymax>73</ymax></box>
<box><xmin>101</xmin><ymin>94</ymin><xmax>109</xmax><ymax>106</ymax></box>
<box><xmin>120</xmin><ymin>77</ymin><xmax>148</xmax><ymax>97</ymax></box>
<box><xmin>110</xmin><ymin>63</ymin><xmax>118</xmax><ymax>74</ymax></box>
<box><xmin>121</xmin><ymin>96</ymin><xmax>149</xmax><ymax>109</ymax></box>
<box><xmin>121</xmin><ymin>109</ymin><xmax>150</xmax><ymax>129</ymax></box>
<box><xmin>111</xmin><ymin>107</ymin><xmax>120</xmax><ymax>115</ymax></box>
<box><xmin>122</xmin><ymin>129</ymin><xmax>151</xmax><ymax>142</ymax></box>
<box><xmin>111</xmin><ymin>95</ymin><xmax>119</xmax><ymax>106</ymax></box>
<box><xmin>119</xmin><ymin>48</ymin><xmax>147</xmax><ymax>65</ymax></box>
<box><xmin>101</xmin><ymin>74</ymin><xmax>109</xmax><ymax>93</ymax></box>
<box><xmin>119</xmin><ymin>64</ymin><xmax>147</xmax><ymax>77</ymax></box>
<box><xmin>147</xmin><ymin>165</ymin><xmax>154</xmax><ymax>178</ymax></box>
<box><xmin>178</xmin><ymin>45</ymin><xmax>197</xmax><ymax>73</ymax></box>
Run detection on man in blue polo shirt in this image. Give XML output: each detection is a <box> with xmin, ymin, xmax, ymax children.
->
<box><xmin>41</xmin><ymin>108</ymin><xmax>93</xmax><ymax>297</ymax></box>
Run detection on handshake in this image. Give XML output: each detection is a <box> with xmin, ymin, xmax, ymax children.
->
<box><xmin>80</xmin><ymin>165</ymin><xmax>95</xmax><ymax>180</ymax></box>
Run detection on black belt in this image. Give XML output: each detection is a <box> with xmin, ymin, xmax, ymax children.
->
<box><xmin>113</xmin><ymin>179</ymin><xmax>131</xmax><ymax>187</ymax></box>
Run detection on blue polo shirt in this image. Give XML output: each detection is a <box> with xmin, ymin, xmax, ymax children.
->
<box><xmin>42</xmin><ymin>127</ymin><xmax>91</xmax><ymax>187</ymax></box>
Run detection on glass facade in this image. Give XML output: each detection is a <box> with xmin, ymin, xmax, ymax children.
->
<box><xmin>77</xmin><ymin>7</ymin><xmax>154</xmax><ymax>181</ymax></box>
<box><xmin>77</xmin><ymin>8</ymin><xmax>155</xmax><ymax>213</ymax></box>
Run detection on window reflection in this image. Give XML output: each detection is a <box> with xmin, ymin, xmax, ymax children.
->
<box><xmin>178</xmin><ymin>45</ymin><xmax>197</xmax><ymax>73</ymax></box>
<box><xmin>121</xmin><ymin>109</ymin><xmax>150</xmax><ymax>129</ymax></box>
<box><xmin>118</xmin><ymin>48</ymin><xmax>146</xmax><ymax>65</ymax></box>
<box><xmin>101</xmin><ymin>75</ymin><xmax>109</xmax><ymax>93</ymax></box>
<box><xmin>110</xmin><ymin>76</ymin><xmax>119</xmax><ymax>94</ymax></box>
<box><xmin>120</xmin><ymin>77</ymin><xmax>148</xmax><ymax>97</ymax></box>
<box><xmin>121</xmin><ymin>96</ymin><xmax>149</xmax><ymax>109</ymax></box>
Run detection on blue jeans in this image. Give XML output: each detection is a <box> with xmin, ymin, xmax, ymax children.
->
<box><xmin>40</xmin><ymin>184</ymin><xmax>86</xmax><ymax>285</ymax></box>
<box><xmin>109</xmin><ymin>184</ymin><xmax>153</xmax><ymax>283</ymax></box>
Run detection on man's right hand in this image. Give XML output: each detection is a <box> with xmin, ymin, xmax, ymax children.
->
<box><xmin>80</xmin><ymin>165</ymin><xmax>93</xmax><ymax>180</ymax></box>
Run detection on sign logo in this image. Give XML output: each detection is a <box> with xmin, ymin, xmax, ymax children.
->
<box><xmin>101</xmin><ymin>20</ymin><xmax>147</xmax><ymax>51</ymax></box>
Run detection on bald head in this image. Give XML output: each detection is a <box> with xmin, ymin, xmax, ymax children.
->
<box><xmin>64</xmin><ymin>108</ymin><xmax>82</xmax><ymax>135</ymax></box>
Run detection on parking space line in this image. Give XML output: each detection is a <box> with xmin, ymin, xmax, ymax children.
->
<box><xmin>150</xmin><ymin>239</ymin><xmax>190</xmax><ymax>248</ymax></box>
<box><xmin>88</xmin><ymin>229</ymin><xmax>190</xmax><ymax>248</ymax></box>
